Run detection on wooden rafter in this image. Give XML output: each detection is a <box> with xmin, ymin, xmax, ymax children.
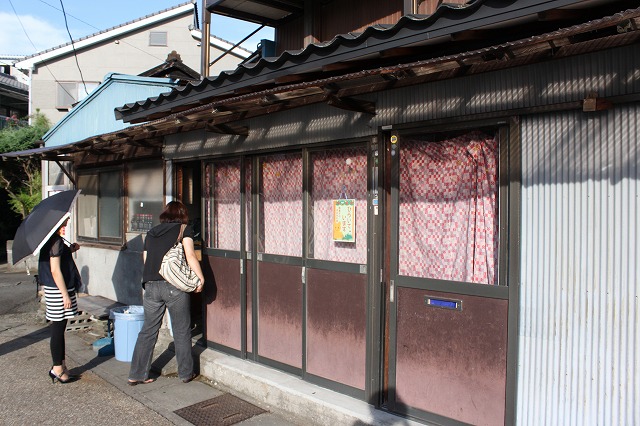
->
<box><xmin>206</xmin><ymin>123</ymin><xmax>249</xmax><ymax>136</ymax></box>
<box><xmin>325</xmin><ymin>94</ymin><xmax>375</xmax><ymax>115</ymax></box>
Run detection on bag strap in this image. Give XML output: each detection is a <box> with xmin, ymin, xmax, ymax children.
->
<box><xmin>176</xmin><ymin>224</ymin><xmax>186</xmax><ymax>244</ymax></box>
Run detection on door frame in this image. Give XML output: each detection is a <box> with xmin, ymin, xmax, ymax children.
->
<box><xmin>377</xmin><ymin>118</ymin><xmax>521</xmax><ymax>425</ymax></box>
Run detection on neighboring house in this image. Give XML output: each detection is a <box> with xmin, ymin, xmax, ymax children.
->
<box><xmin>0</xmin><ymin>72</ymin><xmax>28</xmax><ymax>126</ymax></box>
<box><xmin>42</xmin><ymin>73</ymin><xmax>179</xmax><ymax>148</ymax></box>
<box><xmin>138</xmin><ymin>50</ymin><xmax>201</xmax><ymax>84</ymax></box>
<box><xmin>7</xmin><ymin>72</ymin><xmax>180</xmax><ymax>295</ymax></box>
<box><xmin>0</xmin><ymin>55</ymin><xmax>27</xmax><ymax>84</ymax></box>
<box><xmin>1</xmin><ymin>55</ymin><xmax>28</xmax><ymax>122</ymax></box>
<box><xmin>4</xmin><ymin>0</ymin><xmax>639</xmax><ymax>425</ymax></box>
<box><xmin>13</xmin><ymin>2</ymin><xmax>250</xmax><ymax>124</ymax></box>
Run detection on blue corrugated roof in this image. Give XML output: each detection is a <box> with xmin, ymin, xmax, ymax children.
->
<box><xmin>43</xmin><ymin>73</ymin><xmax>178</xmax><ymax>147</ymax></box>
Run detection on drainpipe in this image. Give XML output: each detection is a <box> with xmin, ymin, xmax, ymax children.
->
<box><xmin>200</xmin><ymin>0</ymin><xmax>211</xmax><ymax>78</ymax></box>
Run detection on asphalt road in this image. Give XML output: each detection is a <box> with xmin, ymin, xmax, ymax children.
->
<box><xmin>0</xmin><ymin>267</ymin><xmax>40</xmax><ymax>315</ymax></box>
<box><xmin>0</xmin><ymin>264</ymin><xmax>305</xmax><ymax>426</ymax></box>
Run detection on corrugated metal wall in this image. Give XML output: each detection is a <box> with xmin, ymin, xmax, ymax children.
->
<box><xmin>167</xmin><ymin>44</ymin><xmax>640</xmax><ymax>161</ymax></box>
<box><xmin>375</xmin><ymin>44</ymin><xmax>640</xmax><ymax>124</ymax></box>
<box><xmin>519</xmin><ymin>107</ymin><xmax>639</xmax><ymax>425</ymax></box>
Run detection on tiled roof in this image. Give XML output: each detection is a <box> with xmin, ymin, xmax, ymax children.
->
<box><xmin>0</xmin><ymin>73</ymin><xmax>28</xmax><ymax>96</ymax></box>
<box><xmin>117</xmin><ymin>0</ymin><xmax>631</xmax><ymax>121</ymax></box>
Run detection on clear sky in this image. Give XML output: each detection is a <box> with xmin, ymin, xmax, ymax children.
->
<box><xmin>1</xmin><ymin>0</ymin><xmax>274</xmax><ymax>56</ymax></box>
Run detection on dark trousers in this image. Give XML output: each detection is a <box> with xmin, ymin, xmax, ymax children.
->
<box><xmin>129</xmin><ymin>280</ymin><xmax>194</xmax><ymax>381</ymax></box>
<box><xmin>50</xmin><ymin>319</ymin><xmax>68</xmax><ymax>365</ymax></box>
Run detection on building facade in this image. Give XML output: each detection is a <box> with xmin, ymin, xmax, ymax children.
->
<box><xmin>5</xmin><ymin>1</ymin><xmax>639</xmax><ymax>424</ymax></box>
<box><xmin>13</xmin><ymin>2</ymin><xmax>249</xmax><ymax>124</ymax></box>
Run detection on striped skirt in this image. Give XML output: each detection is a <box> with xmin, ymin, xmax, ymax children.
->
<box><xmin>44</xmin><ymin>286</ymin><xmax>78</xmax><ymax>321</ymax></box>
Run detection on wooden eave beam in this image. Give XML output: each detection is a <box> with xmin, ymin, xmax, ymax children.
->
<box><xmin>259</xmin><ymin>93</ymin><xmax>289</xmax><ymax>107</ymax></box>
<box><xmin>130</xmin><ymin>135</ymin><xmax>161</xmax><ymax>146</ymax></box>
<box><xmin>210</xmin><ymin>111</ymin><xmax>247</xmax><ymax>125</ymax></box>
<box><xmin>322</xmin><ymin>83</ymin><xmax>340</xmax><ymax>95</ymax></box>
<box><xmin>388</xmin><ymin>68</ymin><xmax>416</xmax><ymax>80</ymax></box>
<box><xmin>211</xmin><ymin>105</ymin><xmax>234</xmax><ymax>113</ymax></box>
<box><xmin>42</xmin><ymin>155</ymin><xmax>73</xmax><ymax>162</ymax></box>
<box><xmin>276</xmin><ymin>86</ymin><xmax>324</xmax><ymax>100</ymax></box>
<box><xmin>112</xmin><ymin>137</ymin><xmax>133</xmax><ymax>145</ymax></box>
<box><xmin>206</xmin><ymin>123</ymin><xmax>249</xmax><ymax>136</ymax></box>
<box><xmin>412</xmin><ymin>60</ymin><xmax>462</xmax><ymax>76</ymax></box>
<box><xmin>326</xmin><ymin>94</ymin><xmax>376</xmax><ymax>115</ymax></box>
<box><xmin>85</xmin><ymin>147</ymin><xmax>113</xmax><ymax>155</ymax></box>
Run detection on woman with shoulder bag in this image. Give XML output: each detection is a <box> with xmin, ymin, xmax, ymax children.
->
<box><xmin>128</xmin><ymin>201</ymin><xmax>204</xmax><ymax>385</ymax></box>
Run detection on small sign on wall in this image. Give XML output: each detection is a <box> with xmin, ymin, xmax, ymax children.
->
<box><xmin>332</xmin><ymin>199</ymin><xmax>355</xmax><ymax>242</ymax></box>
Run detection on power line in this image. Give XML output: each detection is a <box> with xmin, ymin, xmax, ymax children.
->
<box><xmin>58</xmin><ymin>0</ymin><xmax>88</xmax><ymax>96</ymax></box>
<box><xmin>34</xmin><ymin>0</ymin><xmax>171</xmax><ymax>63</ymax></box>
<box><xmin>7</xmin><ymin>0</ymin><xmax>75</xmax><ymax>105</ymax></box>
<box><xmin>36</xmin><ymin>0</ymin><xmax>101</xmax><ymax>32</ymax></box>
<box><xmin>7</xmin><ymin>0</ymin><xmax>37</xmax><ymax>53</ymax></box>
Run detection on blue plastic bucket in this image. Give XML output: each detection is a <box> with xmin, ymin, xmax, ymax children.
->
<box><xmin>110</xmin><ymin>305</ymin><xmax>145</xmax><ymax>362</ymax></box>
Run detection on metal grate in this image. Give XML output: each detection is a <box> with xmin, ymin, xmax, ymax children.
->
<box><xmin>174</xmin><ymin>393</ymin><xmax>267</xmax><ymax>426</ymax></box>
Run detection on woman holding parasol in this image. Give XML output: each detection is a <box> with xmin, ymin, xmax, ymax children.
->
<box><xmin>12</xmin><ymin>190</ymin><xmax>82</xmax><ymax>383</ymax></box>
<box><xmin>39</xmin><ymin>217</ymin><xmax>82</xmax><ymax>383</ymax></box>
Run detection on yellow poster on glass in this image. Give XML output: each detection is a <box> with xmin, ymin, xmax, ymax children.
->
<box><xmin>332</xmin><ymin>199</ymin><xmax>355</xmax><ymax>242</ymax></box>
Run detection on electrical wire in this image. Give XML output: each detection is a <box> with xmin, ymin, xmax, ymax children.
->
<box><xmin>58</xmin><ymin>0</ymin><xmax>89</xmax><ymax>96</ymax></box>
<box><xmin>7</xmin><ymin>0</ymin><xmax>75</xmax><ymax>104</ymax></box>
<box><xmin>35</xmin><ymin>0</ymin><xmax>173</xmax><ymax>63</ymax></box>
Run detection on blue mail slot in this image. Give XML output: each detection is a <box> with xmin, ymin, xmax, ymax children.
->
<box><xmin>425</xmin><ymin>296</ymin><xmax>462</xmax><ymax>311</ymax></box>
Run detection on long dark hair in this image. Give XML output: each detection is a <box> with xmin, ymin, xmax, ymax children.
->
<box><xmin>159</xmin><ymin>201</ymin><xmax>188</xmax><ymax>224</ymax></box>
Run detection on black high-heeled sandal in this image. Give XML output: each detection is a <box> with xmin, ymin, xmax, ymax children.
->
<box><xmin>63</xmin><ymin>369</ymin><xmax>80</xmax><ymax>380</ymax></box>
<box><xmin>49</xmin><ymin>369</ymin><xmax>73</xmax><ymax>384</ymax></box>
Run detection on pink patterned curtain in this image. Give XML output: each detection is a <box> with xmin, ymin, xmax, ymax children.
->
<box><xmin>213</xmin><ymin>160</ymin><xmax>241</xmax><ymax>251</ymax></box>
<box><xmin>245</xmin><ymin>159</ymin><xmax>252</xmax><ymax>252</ymax></box>
<box><xmin>398</xmin><ymin>131</ymin><xmax>499</xmax><ymax>284</ymax></box>
<box><xmin>310</xmin><ymin>147</ymin><xmax>368</xmax><ymax>264</ymax></box>
<box><xmin>259</xmin><ymin>154</ymin><xmax>303</xmax><ymax>256</ymax></box>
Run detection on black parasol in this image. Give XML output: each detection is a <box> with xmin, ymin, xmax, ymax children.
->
<box><xmin>12</xmin><ymin>190</ymin><xmax>80</xmax><ymax>265</ymax></box>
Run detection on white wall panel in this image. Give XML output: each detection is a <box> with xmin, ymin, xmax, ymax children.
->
<box><xmin>519</xmin><ymin>107</ymin><xmax>639</xmax><ymax>425</ymax></box>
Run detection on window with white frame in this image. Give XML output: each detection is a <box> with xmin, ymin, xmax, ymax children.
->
<box><xmin>56</xmin><ymin>81</ymin><xmax>99</xmax><ymax>110</ymax></box>
<box><xmin>149</xmin><ymin>31</ymin><xmax>168</xmax><ymax>46</ymax></box>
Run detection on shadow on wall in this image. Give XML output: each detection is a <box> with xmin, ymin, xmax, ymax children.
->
<box><xmin>79</xmin><ymin>265</ymin><xmax>89</xmax><ymax>293</ymax></box>
<box><xmin>110</xmin><ymin>234</ymin><xmax>144</xmax><ymax>305</ymax></box>
<box><xmin>201</xmin><ymin>257</ymin><xmax>217</xmax><ymax>304</ymax></box>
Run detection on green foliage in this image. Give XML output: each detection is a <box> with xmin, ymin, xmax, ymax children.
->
<box><xmin>0</xmin><ymin>111</ymin><xmax>50</xmax><ymax>218</ymax></box>
<box><xmin>0</xmin><ymin>111</ymin><xmax>50</xmax><ymax>153</ymax></box>
<box><xmin>7</xmin><ymin>171</ymin><xmax>41</xmax><ymax>218</ymax></box>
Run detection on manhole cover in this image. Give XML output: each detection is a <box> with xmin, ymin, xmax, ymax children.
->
<box><xmin>174</xmin><ymin>393</ymin><xmax>267</xmax><ymax>426</ymax></box>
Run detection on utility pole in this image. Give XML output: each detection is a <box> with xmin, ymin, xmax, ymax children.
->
<box><xmin>200</xmin><ymin>0</ymin><xmax>211</xmax><ymax>78</ymax></box>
